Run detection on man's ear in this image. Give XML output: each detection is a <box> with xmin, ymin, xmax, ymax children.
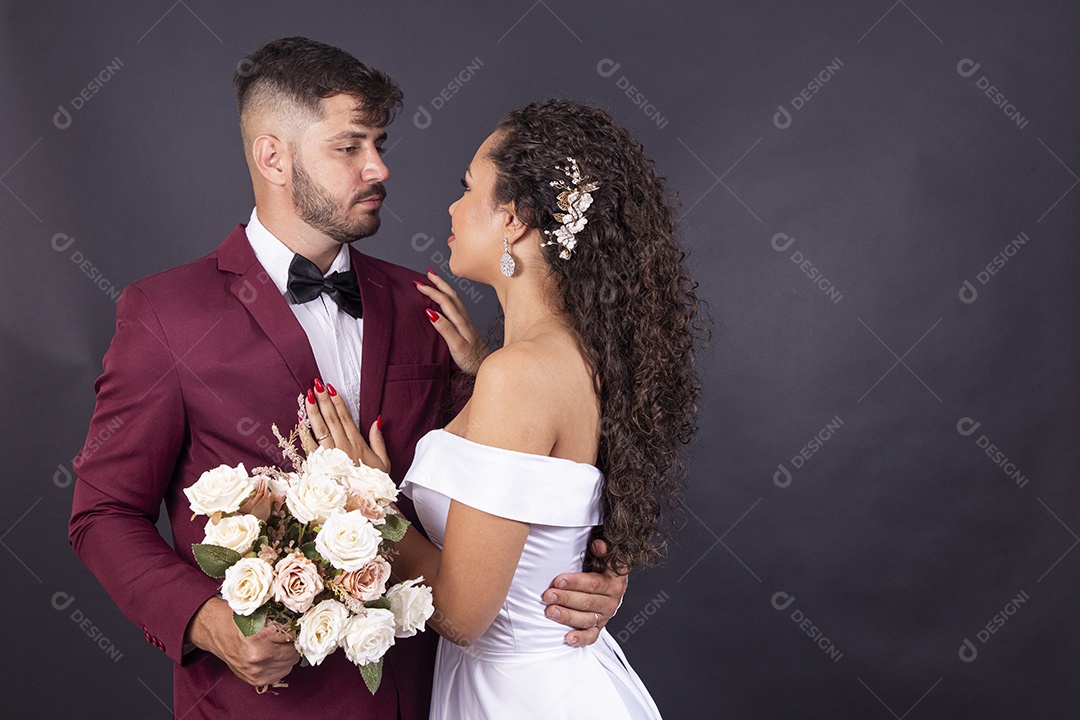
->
<box><xmin>252</xmin><ymin>134</ymin><xmax>290</xmax><ymax>187</ymax></box>
<box><xmin>502</xmin><ymin>202</ymin><xmax>531</xmax><ymax>245</ymax></box>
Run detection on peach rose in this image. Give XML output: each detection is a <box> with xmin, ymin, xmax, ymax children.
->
<box><xmin>272</xmin><ymin>551</ymin><xmax>324</xmax><ymax>614</ymax></box>
<box><xmin>344</xmin><ymin>488</ymin><xmax>386</xmax><ymax>525</ymax></box>
<box><xmin>238</xmin><ymin>474</ymin><xmax>274</xmax><ymax>522</ymax></box>
<box><xmin>338</xmin><ymin>556</ymin><xmax>391</xmax><ymax>605</ymax></box>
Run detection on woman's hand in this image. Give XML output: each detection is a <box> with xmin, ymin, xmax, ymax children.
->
<box><xmin>415</xmin><ymin>269</ymin><xmax>489</xmax><ymax>374</ymax></box>
<box><xmin>305</xmin><ymin>380</ymin><xmax>390</xmax><ymax>473</ymax></box>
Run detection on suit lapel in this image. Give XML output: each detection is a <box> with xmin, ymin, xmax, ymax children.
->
<box><xmin>352</xmin><ymin>247</ymin><xmax>392</xmax><ymax>430</ymax></box>
<box><xmin>217</xmin><ymin>225</ymin><xmax>320</xmax><ymax>391</ymax></box>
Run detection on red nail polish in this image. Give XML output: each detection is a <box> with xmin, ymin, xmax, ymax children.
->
<box><xmin>327</xmin><ymin>383</ymin><xmax>337</xmax><ymax>397</ymax></box>
<box><xmin>377</xmin><ymin>415</ymin><xmax>383</xmax><ymax>431</ymax></box>
<box><xmin>314</xmin><ymin>378</ymin><xmax>324</xmax><ymax>393</ymax></box>
<box><xmin>413</xmin><ymin>279</ymin><xmax>425</xmax><ymax>287</ymax></box>
<box><xmin>427</xmin><ymin>267</ymin><xmax>435</xmax><ymax>275</ymax></box>
<box><xmin>307</xmin><ymin>389</ymin><xmax>315</xmax><ymax>404</ymax></box>
<box><xmin>425</xmin><ymin>308</ymin><xmax>438</xmax><ymax>322</ymax></box>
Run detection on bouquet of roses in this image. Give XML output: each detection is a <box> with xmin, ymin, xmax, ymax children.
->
<box><xmin>183</xmin><ymin>396</ymin><xmax>433</xmax><ymax>694</ymax></box>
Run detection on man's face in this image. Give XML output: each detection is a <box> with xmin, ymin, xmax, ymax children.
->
<box><xmin>291</xmin><ymin>93</ymin><xmax>390</xmax><ymax>244</ymax></box>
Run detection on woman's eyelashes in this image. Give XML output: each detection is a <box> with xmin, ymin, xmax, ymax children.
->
<box><xmin>460</xmin><ymin>176</ymin><xmax>470</xmax><ymax>191</ymax></box>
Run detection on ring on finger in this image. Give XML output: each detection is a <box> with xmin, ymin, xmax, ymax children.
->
<box><xmin>592</xmin><ymin>612</ymin><xmax>601</xmax><ymax>628</ymax></box>
<box><xmin>316</xmin><ymin>433</ymin><xmax>330</xmax><ymax>442</ymax></box>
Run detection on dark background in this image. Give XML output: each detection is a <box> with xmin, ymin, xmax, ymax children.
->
<box><xmin>3</xmin><ymin>1</ymin><xmax>1078</xmax><ymax>717</ymax></box>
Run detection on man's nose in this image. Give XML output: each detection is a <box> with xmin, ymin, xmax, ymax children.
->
<box><xmin>362</xmin><ymin>151</ymin><xmax>389</xmax><ymax>183</ymax></box>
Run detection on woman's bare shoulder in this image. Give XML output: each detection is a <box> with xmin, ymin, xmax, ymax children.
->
<box><xmin>465</xmin><ymin>340</ymin><xmax>581</xmax><ymax>453</ymax></box>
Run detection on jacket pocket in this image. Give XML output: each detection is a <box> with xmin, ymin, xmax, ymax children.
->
<box><xmin>384</xmin><ymin>363</ymin><xmax>446</xmax><ymax>383</ymax></box>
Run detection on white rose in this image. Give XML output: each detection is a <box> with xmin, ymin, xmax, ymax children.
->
<box><xmin>296</xmin><ymin>599</ymin><xmax>349</xmax><ymax>666</ymax></box>
<box><xmin>315</xmin><ymin>510</ymin><xmax>382</xmax><ymax>571</ymax></box>
<box><xmin>341</xmin><ymin>608</ymin><xmax>396</xmax><ymax>667</ymax></box>
<box><xmin>184</xmin><ymin>463</ymin><xmax>255</xmax><ymax>516</ymax></box>
<box><xmin>221</xmin><ymin>557</ymin><xmax>274</xmax><ymax>616</ymax></box>
<box><xmin>344</xmin><ymin>464</ymin><xmax>399</xmax><ymax>506</ymax></box>
<box><xmin>286</xmin><ymin>473</ymin><xmax>347</xmax><ymax>525</ymax></box>
<box><xmin>304</xmin><ymin>447</ymin><xmax>358</xmax><ymax>482</ymax></box>
<box><xmin>202</xmin><ymin>514</ymin><xmax>262</xmax><ymax>555</ymax></box>
<box><xmin>386</xmin><ymin>578</ymin><xmax>435</xmax><ymax>638</ymax></box>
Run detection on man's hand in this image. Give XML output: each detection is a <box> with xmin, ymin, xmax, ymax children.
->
<box><xmin>542</xmin><ymin>539</ymin><xmax>628</xmax><ymax>646</ymax></box>
<box><xmin>185</xmin><ymin>597</ymin><xmax>299</xmax><ymax>687</ymax></box>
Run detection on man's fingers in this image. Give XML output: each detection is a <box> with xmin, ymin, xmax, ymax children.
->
<box><xmin>542</xmin><ymin>588</ymin><xmax>608</xmax><ymax>615</ymax></box>
<box><xmin>551</xmin><ymin>570</ymin><xmax>605</xmax><ymax>595</ymax></box>
<box><xmin>544</xmin><ymin>602</ymin><xmax>608</xmax><ymax>631</ymax></box>
<box><xmin>565</xmin><ymin>627</ymin><xmax>602</xmax><ymax>647</ymax></box>
<box><xmin>256</xmin><ymin>627</ymin><xmax>296</xmax><ymax>644</ymax></box>
<box><xmin>590</xmin><ymin>538</ymin><xmax>610</xmax><ymax>557</ymax></box>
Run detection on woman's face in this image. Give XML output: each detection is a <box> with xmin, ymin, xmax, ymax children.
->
<box><xmin>447</xmin><ymin>132</ymin><xmax>509</xmax><ymax>281</ymax></box>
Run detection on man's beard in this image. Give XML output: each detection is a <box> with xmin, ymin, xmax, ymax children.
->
<box><xmin>291</xmin><ymin>157</ymin><xmax>385</xmax><ymax>244</ymax></box>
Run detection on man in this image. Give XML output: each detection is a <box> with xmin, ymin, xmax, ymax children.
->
<box><xmin>69</xmin><ymin>37</ymin><xmax>624</xmax><ymax>719</ymax></box>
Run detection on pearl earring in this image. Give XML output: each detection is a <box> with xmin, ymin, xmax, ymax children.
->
<box><xmin>499</xmin><ymin>237</ymin><xmax>516</xmax><ymax>277</ymax></box>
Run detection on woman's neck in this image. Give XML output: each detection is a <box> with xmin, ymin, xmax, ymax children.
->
<box><xmin>496</xmin><ymin>274</ymin><xmax>566</xmax><ymax>346</ymax></box>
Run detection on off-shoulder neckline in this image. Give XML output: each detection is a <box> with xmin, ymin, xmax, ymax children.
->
<box><xmin>429</xmin><ymin>429</ymin><xmax>602</xmax><ymax>474</ymax></box>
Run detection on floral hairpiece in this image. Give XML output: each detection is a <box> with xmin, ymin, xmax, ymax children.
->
<box><xmin>540</xmin><ymin>157</ymin><xmax>601</xmax><ymax>259</ymax></box>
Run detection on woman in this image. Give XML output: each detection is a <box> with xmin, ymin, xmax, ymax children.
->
<box><xmin>308</xmin><ymin>99</ymin><xmax>701</xmax><ymax>718</ymax></box>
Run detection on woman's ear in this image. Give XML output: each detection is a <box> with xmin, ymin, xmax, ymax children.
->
<box><xmin>501</xmin><ymin>201</ymin><xmax>531</xmax><ymax>245</ymax></box>
<box><xmin>252</xmin><ymin>134</ymin><xmax>290</xmax><ymax>187</ymax></box>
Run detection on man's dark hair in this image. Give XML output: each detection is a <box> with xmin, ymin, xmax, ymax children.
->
<box><xmin>233</xmin><ymin>36</ymin><xmax>403</xmax><ymax>128</ymax></box>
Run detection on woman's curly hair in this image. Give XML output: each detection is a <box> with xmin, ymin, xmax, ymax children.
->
<box><xmin>487</xmin><ymin>99</ymin><xmax>705</xmax><ymax>574</ymax></box>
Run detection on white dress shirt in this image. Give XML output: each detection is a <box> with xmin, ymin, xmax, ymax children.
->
<box><xmin>245</xmin><ymin>207</ymin><xmax>364</xmax><ymax>424</ymax></box>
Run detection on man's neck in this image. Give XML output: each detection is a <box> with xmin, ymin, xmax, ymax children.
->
<box><xmin>255</xmin><ymin>203</ymin><xmax>343</xmax><ymax>274</ymax></box>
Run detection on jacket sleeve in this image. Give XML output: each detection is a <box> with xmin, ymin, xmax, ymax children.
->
<box><xmin>68</xmin><ymin>284</ymin><xmax>221</xmax><ymax>664</ymax></box>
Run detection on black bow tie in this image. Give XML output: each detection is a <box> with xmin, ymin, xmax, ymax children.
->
<box><xmin>286</xmin><ymin>254</ymin><xmax>364</xmax><ymax>319</ymax></box>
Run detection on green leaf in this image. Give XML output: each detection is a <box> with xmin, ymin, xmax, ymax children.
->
<box><xmin>233</xmin><ymin>605</ymin><xmax>267</xmax><ymax>637</ymax></box>
<box><xmin>283</xmin><ymin>522</ymin><xmax>302</xmax><ymax>549</ymax></box>
<box><xmin>253</xmin><ymin>535</ymin><xmax>270</xmax><ymax>552</ymax></box>
<box><xmin>300</xmin><ymin>541</ymin><xmax>320</xmax><ymax>561</ymax></box>
<box><xmin>191</xmin><ymin>543</ymin><xmax>242</xmax><ymax>578</ymax></box>
<box><xmin>378</xmin><ymin>514</ymin><xmax>409</xmax><ymax>543</ymax></box>
<box><xmin>359</xmin><ymin>657</ymin><xmax>384</xmax><ymax>694</ymax></box>
<box><xmin>364</xmin><ymin>597</ymin><xmax>391</xmax><ymax>611</ymax></box>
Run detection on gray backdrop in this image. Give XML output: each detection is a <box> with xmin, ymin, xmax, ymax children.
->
<box><xmin>3</xmin><ymin>1</ymin><xmax>1078</xmax><ymax>717</ymax></box>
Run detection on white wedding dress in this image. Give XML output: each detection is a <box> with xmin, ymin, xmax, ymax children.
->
<box><xmin>401</xmin><ymin>429</ymin><xmax>662</xmax><ymax>720</ymax></box>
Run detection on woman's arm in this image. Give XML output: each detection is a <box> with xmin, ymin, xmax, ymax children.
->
<box><xmin>307</xmin><ymin>348</ymin><xmax>603</xmax><ymax>646</ymax></box>
<box><xmin>390</xmin><ymin>349</ymin><xmax>547</xmax><ymax>645</ymax></box>
<box><xmin>392</xmin><ymin>506</ymin><xmax>528</xmax><ymax>646</ymax></box>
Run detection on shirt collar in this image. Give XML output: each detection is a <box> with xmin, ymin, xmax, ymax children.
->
<box><xmin>245</xmin><ymin>207</ymin><xmax>351</xmax><ymax>295</ymax></box>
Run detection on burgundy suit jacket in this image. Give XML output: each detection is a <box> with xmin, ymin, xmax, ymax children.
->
<box><xmin>69</xmin><ymin>225</ymin><xmax>451</xmax><ymax>719</ymax></box>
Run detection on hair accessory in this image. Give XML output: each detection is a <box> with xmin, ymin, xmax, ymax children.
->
<box><xmin>499</xmin><ymin>237</ymin><xmax>516</xmax><ymax>277</ymax></box>
<box><xmin>541</xmin><ymin>157</ymin><xmax>601</xmax><ymax>259</ymax></box>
